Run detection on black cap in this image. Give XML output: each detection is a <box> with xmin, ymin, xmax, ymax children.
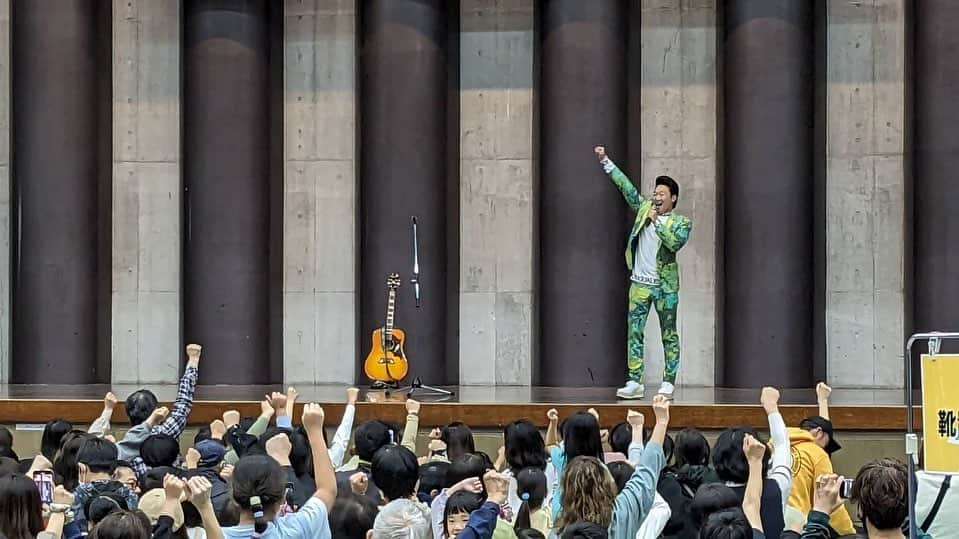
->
<box><xmin>800</xmin><ymin>416</ymin><xmax>841</xmax><ymax>454</ymax></box>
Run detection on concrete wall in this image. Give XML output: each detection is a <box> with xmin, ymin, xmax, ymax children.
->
<box><xmin>111</xmin><ymin>0</ymin><xmax>181</xmax><ymax>383</ymax></box>
<box><xmin>640</xmin><ymin>0</ymin><xmax>718</xmax><ymax>387</ymax></box>
<box><xmin>459</xmin><ymin>0</ymin><xmax>535</xmax><ymax>386</ymax></box>
<box><xmin>283</xmin><ymin>0</ymin><xmax>357</xmax><ymax>384</ymax></box>
<box><xmin>825</xmin><ymin>0</ymin><xmax>906</xmax><ymax>388</ymax></box>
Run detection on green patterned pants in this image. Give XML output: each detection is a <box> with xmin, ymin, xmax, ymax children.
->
<box><xmin>627</xmin><ymin>282</ymin><xmax>680</xmax><ymax>384</ymax></box>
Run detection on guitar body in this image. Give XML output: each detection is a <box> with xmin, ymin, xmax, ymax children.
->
<box><xmin>364</xmin><ymin>327</ymin><xmax>409</xmax><ymax>383</ymax></box>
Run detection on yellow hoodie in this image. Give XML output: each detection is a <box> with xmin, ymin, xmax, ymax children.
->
<box><xmin>785</xmin><ymin>428</ymin><xmax>856</xmax><ymax>535</ymax></box>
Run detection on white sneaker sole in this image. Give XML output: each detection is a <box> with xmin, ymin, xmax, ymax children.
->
<box><xmin>616</xmin><ymin>390</ymin><xmax>645</xmax><ymax>400</ymax></box>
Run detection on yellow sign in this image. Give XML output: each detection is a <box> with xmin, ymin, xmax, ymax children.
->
<box><xmin>921</xmin><ymin>354</ymin><xmax>959</xmax><ymax>473</ymax></box>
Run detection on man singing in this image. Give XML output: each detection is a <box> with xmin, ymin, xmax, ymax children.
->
<box><xmin>595</xmin><ymin>146</ymin><xmax>691</xmax><ymax>399</ymax></box>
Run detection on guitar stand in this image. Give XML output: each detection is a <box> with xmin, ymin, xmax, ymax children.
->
<box><xmin>387</xmin><ymin>376</ymin><xmax>453</xmax><ymax>400</ymax></box>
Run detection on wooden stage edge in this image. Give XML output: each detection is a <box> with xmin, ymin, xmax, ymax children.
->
<box><xmin>0</xmin><ymin>399</ymin><xmax>919</xmax><ymax>432</ymax></box>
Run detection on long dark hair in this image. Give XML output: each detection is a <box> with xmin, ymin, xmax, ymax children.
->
<box><xmin>561</xmin><ymin>412</ymin><xmax>603</xmax><ymax>461</ymax></box>
<box><xmin>504</xmin><ymin>420</ymin><xmax>547</xmax><ymax>474</ymax></box>
<box><xmin>41</xmin><ymin>419</ymin><xmax>73</xmax><ymax>461</ymax></box>
<box><xmin>674</xmin><ymin>428</ymin><xmax>711</xmax><ymax>468</ymax></box>
<box><xmin>0</xmin><ymin>473</ymin><xmax>44</xmax><ymax>539</ymax></box>
<box><xmin>232</xmin><ymin>455</ymin><xmax>286</xmax><ymax>533</ymax></box>
<box><xmin>514</xmin><ymin>467</ymin><xmax>547</xmax><ymax>532</ymax></box>
<box><xmin>441</xmin><ymin>422</ymin><xmax>476</xmax><ymax>462</ymax></box>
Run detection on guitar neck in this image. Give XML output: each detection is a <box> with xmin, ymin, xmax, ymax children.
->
<box><xmin>384</xmin><ymin>289</ymin><xmax>396</xmax><ymax>338</ymax></box>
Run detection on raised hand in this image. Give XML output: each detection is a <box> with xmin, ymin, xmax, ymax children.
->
<box><xmin>349</xmin><ymin>472</ymin><xmax>369</xmax><ymax>495</ymax></box>
<box><xmin>286</xmin><ymin>386</ymin><xmax>299</xmax><ymax>417</ymax></box>
<box><xmin>594</xmin><ymin>146</ymin><xmax>607</xmax><ymax>160</ymax></box>
<box><xmin>219</xmin><ymin>464</ymin><xmax>234</xmax><ymax>482</ymax></box>
<box><xmin>223</xmin><ymin>410</ymin><xmax>241</xmax><ymax>428</ymax></box>
<box><xmin>652</xmin><ymin>395</ymin><xmax>670</xmax><ymax>424</ymax></box>
<box><xmin>103</xmin><ymin>392</ymin><xmax>118</xmax><ymax>411</ymax></box>
<box><xmin>266</xmin><ymin>433</ymin><xmax>292</xmax><ymax>461</ymax></box>
<box><xmin>812</xmin><ymin>474</ymin><xmax>845</xmax><ymax>515</ymax></box>
<box><xmin>816</xmin><ymin>382</ymin><xmax>832</xmax><ymax>402</ymax></box>
<box><xmin>449</xmin><ymin>476</ymin><xmax>483</xmax><ymax>495</ymax></box>
<box><xmin>429</xmin><ymin>427</ymin><xmax>442</xmax><ymax>440</ymax></box>
<box><xmin>210</xmin><ymin>419</ymin><xmax>227</xmax><ymax>441</ymax></box>
<box><xmin>547</xmin><ymin>408</ymin><xmax>559</xmax><ymax>423</ymax></box>
<box><xmin>760</xmin><ymin>386</ymin><xmax>781</xmax><ymax>414</ymax></box>
<box><xmin>406</xmin><ymin>398</ymin><xmax>421</xmax><ymax>415</ymax></box>
<box><xmin>147</xmin><ymin>406</ymin><xmax>170</xmax><ymax>426</ymax></box>
<box><xmin>346</xmin><ymin>387</ymin><xmax>360</xmax><ymax>405</ymax></box>
<box><xmin>186</xmin><ymin>476</ymin><xmax>214</xmax><ymax>508</ymax></box>
<box><xmin>266</xmin><ymin>392</ymin><xmax>288</xmax><ymax>413</ymax></box>
<box><xmin>186</xmin><ymin>344</ymin><xmax>202</xmax><ymax>367</ymax></box>
<box><xmin>483</xmin><ymin>470</ymin><xmax>510</xmax><ymax>505</ymax></box>
<box><xmin>260</xmin><ymin>399</ymin><xmax>274</xmax><ymax>419</ymax></box>
<box><xmin>163</xmin><ymin>473</ymin><xmax>186</xmax><ymax>501</ymax></box>
<box><xmin>627</xmin><ymin>409</ymin><xmax>644</xmax><ymax>428</ymax></box>
<box><xmin>743</xmin><ymin>434</ymin><xmax>766</xmax><ymax>463</ymax></box>
<box><xmin>302</xmin><ymin>402</ymin><xmax>325</xmax><ymax>432</ymax></box>
<box><xmin>185</xmin><ymin>448</ymin><xmax>201</xmax><ymax>470</ymax></box>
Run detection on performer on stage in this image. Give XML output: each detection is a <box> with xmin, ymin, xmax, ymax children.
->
<box><xmin>595</xmin><ymin>146</ymin><xmax>692</xmax><ymax>399</ymax></box>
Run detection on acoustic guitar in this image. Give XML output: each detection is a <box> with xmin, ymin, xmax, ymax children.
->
<box><xmin>364</xmin><ymin>273</ymin><xmax>409</xmax><ymax>384</ymax></box>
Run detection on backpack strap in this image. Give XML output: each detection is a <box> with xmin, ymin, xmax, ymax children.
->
<box><xmin>920</xmin><ymin>474</ymin><xmax>952</xmax><ymax>532</ymax></box>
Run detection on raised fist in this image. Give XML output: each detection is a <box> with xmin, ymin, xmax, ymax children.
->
<box><xmin>266</xmin><ymin>392</ymin><xmax>288</xmax><ymax>411</ymax></box>
<box><xmin>652</xmin><ymin>395</ymin><xmax>670</xmax><ymax>423</ymax></box>
<box><xmin>103</xmin><ymin>392</ymin><xmax>118</xmax><ymax>410</ymax></box>
<box><xmin>547</xmin><ymin>408</ymin><xmax>559</xmax><ymax>423</ymax></box>
<box><xmin>223</xmin><ymin>410</ymin><xmax>241</xmax><ymax>428</ymax></box>
<box><xmin>626</xmin><ymin>409</ymin><xmax>644</xmax><ymax>427</ymax></box>
<box><xmin>816</xmin><ymin>382</ymin><xmax>832</xmax><ymax>402</ymax></box>
<box><xmin>346</xmin><ymin>387</ymin><xmax>360</xmax><ymax>405</ymax></box>
<box><xmin>186</xmin><ymin>344</ymin><xmax>202</xmax><ymax>358</ymax></box>
<box><xmin>594</xmin><ymin>146</ymin><xmax>607</xmax><ymax>160</ymax></box>
<box><xmin>302</xmin><ymin>403</ymin><xmax>326</xmax><ymax>431</ymax></box>
<box><xmin>406</xmin><ymin>399</ymin><xmax>421</xmax><ymax>415</ymax></box>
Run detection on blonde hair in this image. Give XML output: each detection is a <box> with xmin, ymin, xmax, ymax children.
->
<box><xmin>556</xmin><ymin>456</ymin><xmax>618</xmax><ymax>530</ymax></box>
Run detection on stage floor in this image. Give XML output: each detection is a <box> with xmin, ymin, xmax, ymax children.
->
<box><xmin>0</xmin><ymin>384</ymin><xmax>917</xmax><ymax>431</ymax></box>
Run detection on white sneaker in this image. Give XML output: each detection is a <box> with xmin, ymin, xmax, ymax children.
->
<box><xmin>616</xmin><ymin>381</ymin><xmax>645</xmax><ymax>400</ymax></box>
<box><xmin>658</xmin><ymin>381</ymin><xmax>675</xmax><ymax>398</ymax></box>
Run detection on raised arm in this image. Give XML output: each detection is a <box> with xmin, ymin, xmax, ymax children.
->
<box><xmin>329</xmin><ymin>387</ymin><xmax>359</xmax><ymax>467</ymax></box>
<box><xmin>816</xmin><ymin>382</ymin><xmax>832</xmax><ymax>420</ymax></box>
<box><xmin>626</xmin><ymin>410</ymin><xmax>645</xmax><ymax>464</ymax></box>
<box><xmin>156</xmin><ymin>344</ymin><xmax>201</xmax><ymax>438</ymax></box>
<box><xmin>402</xmin><ymin>399</ymin><xmax>421</xmax><ymax>453</ymax></box>
<box><xmin>88</xmin><ymin>392</ymin><xmax>118</xmax><ymax>437</ymax></box>
<box><xmin>742</xmin><ymin>434</ymin><xmax>766</xmax><ymax>533</ymax></box>
<box><xmin>614</xmin><ymin>397</ymin><xmax>670</xmax><ymax>521</ymax></box>
<box><xmin>545</xmin><ymin>408</ymin><xmax>560</xmax><ymax>448</ymax></box>
<box><xmin>302</xmin><ymin>403</ymin><xmax>337</xmax><ymax>509</ymax></box>
<box><xmin>761</xmin><ymin>386</ymin><xmax>792</xmax><ymax>506</ymax></box>
<box><xmin>186</xmin><ymin>476</ymin><xmax>224</xmax><ymax>539</ymax></box>
<box><xmin>595</xmin><ymin>146</ymin><xmax>644</xmax><ymax>210</ymax></box>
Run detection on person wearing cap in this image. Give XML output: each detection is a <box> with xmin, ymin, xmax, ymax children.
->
<box><xmin>783</xmin><ymin>382</ymin><xmax>855</xmax><ymax>535</ymax></box>
<box><xmin>184</xmin><ymin>439</ymin><xmax>231</xmax><ymax>513</ymax></box>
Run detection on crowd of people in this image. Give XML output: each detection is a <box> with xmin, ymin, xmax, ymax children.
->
<box><xmin>0</xmin><ymin>345</ymin><xmax>945</xmax><ymax>539</ymax></box>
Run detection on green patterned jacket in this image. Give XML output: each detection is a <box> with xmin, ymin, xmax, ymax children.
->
<box><xmin>603</xmin><ymin>159</ymin><xmax>692</xmax><ymax>293</ymax></box>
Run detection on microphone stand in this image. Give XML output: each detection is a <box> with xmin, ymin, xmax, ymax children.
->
<box><xmin>387</xmin><ymin>216</ymin><xmax>453</xmax><ymax>400</ymax></box>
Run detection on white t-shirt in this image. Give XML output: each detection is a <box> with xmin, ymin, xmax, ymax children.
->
<box><xmin>632</xmin><ymin>216</ymin><xmax>665</xmax><ymax>286</ymax></box>
<box><xmin>222</xmin><ymin>497</ymin><xmax>331</xmax><ymax>539</ymax></box>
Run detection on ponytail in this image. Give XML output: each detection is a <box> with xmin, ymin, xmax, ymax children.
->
<box><xmin>250</xmin><ymin>495</ymin><xmax>268</xmax><ymax>535</ymax></box>
<box><xmin>514</xmin><ymin>492</ymin><xmax>532</xmax><ymax>531</ymax></box>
